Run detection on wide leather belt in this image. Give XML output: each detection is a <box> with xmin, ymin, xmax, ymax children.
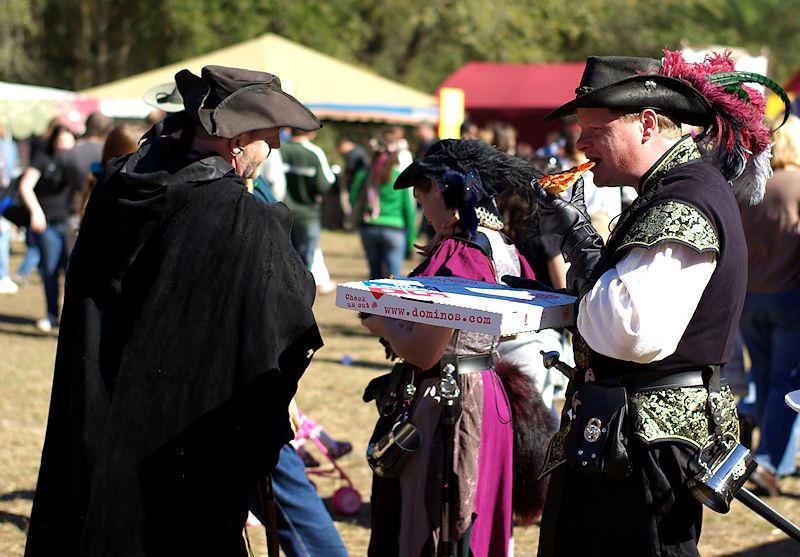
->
<box><xmin>619</xmin><ymin>369</ymin><xmax>709</xmax><ymax>392</ymax></box>
<box><xmin>437</xmin><ymin>353</ymin><xmax>493</xmax><ymax>376</ymax></box>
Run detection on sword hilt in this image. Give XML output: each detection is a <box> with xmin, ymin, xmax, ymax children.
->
<box><xmin>540</xmin><ymin>350</ymin><xmax>576</xmax><ymax>379</ymax></box>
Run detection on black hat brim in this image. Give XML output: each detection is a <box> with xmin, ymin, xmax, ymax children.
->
<box><xmin>394</xmin><ymin>159</ymin><xmax>429</xmax><ymax>190</ymax></box>
<box><xmin>544</xmin><ymin>74</ymin><xmax>712</xmax><ymax>125</ymax></box>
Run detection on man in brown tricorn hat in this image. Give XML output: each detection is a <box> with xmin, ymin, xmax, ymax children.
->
<box><xmin>505</xmin><ymin>51</ymin><xmax>791</xmax><ymax>556</ymax></box>
<box><xmin>25</xmin><ymin>66</ymin><xmax>325</xmax><ymax>556</ymax></box>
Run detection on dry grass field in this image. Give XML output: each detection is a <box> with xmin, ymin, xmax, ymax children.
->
<box><xmin>1</xmin><ymin>229</ymin><xmax>799</xmax><ymax>556</ymax></box>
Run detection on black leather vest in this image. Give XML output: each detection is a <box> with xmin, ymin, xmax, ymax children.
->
<box><xmin>585</xmin><ymin>142</ymin><xmax>747</xmax><ymax>377</ymax></box>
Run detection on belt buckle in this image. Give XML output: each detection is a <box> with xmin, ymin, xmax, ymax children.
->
<box><xmin>455</xmin><ymin>353</ymin><xmax>492</xmax><ymax>374</ymax></box>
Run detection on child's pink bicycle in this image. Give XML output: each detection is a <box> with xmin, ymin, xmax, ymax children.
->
<box><xmin>291</xmin><ymin>414</ymin><xmax>363</xmax><ymax>515</ymax></box>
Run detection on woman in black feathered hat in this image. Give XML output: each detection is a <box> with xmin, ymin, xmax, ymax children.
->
<box><xmin>359</xmin><ymin>139</ymin><xmax>555</xmax><ymax>557</ymax></box>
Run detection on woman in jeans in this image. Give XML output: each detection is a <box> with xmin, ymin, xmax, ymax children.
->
<box><xmin>739</xmin><ymin>114</ymin><xmax>800</xmax><ymax>495</ymax></box>
<box><xmin>350</xmin><ymin>147</ymin><xmax>417</xmax><ymax>279</ymax></box>
<box><xmin>18</xmin><ymin>125</ymin><xmax>75</xmax><ymax>331</ymax></box>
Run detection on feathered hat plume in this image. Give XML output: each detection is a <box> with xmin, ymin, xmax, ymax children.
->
<box><xmin>393</xmin><ymin>139</ymin><xmax>540</xmax><ymax>239</ymax></box>
<box><xmin>659</xmin><ymin>49</ymin><xmax>791</xmax><ymax>205</ymax></box>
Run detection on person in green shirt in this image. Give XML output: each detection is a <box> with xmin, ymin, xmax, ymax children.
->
<box><xmin>349</xmin><ymin>148</ymin><xmax>417</xmax><ymax>278</ymax></box>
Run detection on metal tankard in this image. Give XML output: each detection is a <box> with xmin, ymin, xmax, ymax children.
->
<box><xmin>366</xmin><ymin>421</ymin><xmax>422</xmax><ymax>478</ymax></box>
<box><xmin>687</xmin><ymin>432</ymin><xmax>756</xmax><ymax>513</ymax></box>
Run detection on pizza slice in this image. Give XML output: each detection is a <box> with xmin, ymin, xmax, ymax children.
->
<box><xmin>537</xmin><ymin>161</ymin><xmax>596</xmax><ymax>194</ymax></box>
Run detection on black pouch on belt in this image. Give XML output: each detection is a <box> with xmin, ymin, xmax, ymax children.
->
<box><xmin>363</xmin><ymin>362</ymin><xmax>411</xmax><ymax>414</ymax></box>
<box><xmin>565</xmin><ymin>381</ymin><xmax>632</xmax><ymax>481</ymax></box>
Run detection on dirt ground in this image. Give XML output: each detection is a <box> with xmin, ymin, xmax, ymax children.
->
<box><xmin>1</xmin><ymin>229</ymin><xmax>799</xmax><ymax>556</ymax></box>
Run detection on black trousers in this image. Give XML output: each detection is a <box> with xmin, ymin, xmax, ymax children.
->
<box><xmin>538</xmin><ymin>442</ymin><xmax>703</xmax><ymax>557</ymax></box>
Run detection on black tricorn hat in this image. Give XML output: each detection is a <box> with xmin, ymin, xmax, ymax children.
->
<box><xmin>174</xmin><ymin>65</ymin><xmax>321</xmax><ymax>138</ymax></box>
<box><xmin>544</xmin><ymin>56</ymin><xmax>712</xmax><ymax>125</ymax></box>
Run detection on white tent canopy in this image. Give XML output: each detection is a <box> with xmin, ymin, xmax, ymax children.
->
<box><xmin>0</xmin><ymin>81</ymin><xmax>74</xmax><ymax>101</ymax></box>
<box><xmin>81</xmin><ymin>34</ymin><xmax>437</xmax><ymax>124</ymax></box>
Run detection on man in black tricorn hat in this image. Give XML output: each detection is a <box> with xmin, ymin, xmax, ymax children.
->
<box><xmin>25</xmin><ymin>66</ymin><xmax>324</xmax><ymax>556</ymax></box>
<box><xmin>505</xmin><ymin>52</ymin><xmax>790</xmax><ymax>556</ymax></box>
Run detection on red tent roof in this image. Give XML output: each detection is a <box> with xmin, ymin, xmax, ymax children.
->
<box><xmin>784</xmin><ymin>70</ymin><xmax>800</xmax><ymax>94</ymax></box>
<box><xmin>438</xmin><ymin>62</ymin><xmax>585</xmax><ymax>110</ymax></box>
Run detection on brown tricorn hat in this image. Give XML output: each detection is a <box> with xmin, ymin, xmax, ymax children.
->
<box><xmin>174</xmin><ymin>65</ymin><xmax>321</xmax><ymax>138</ymax></box>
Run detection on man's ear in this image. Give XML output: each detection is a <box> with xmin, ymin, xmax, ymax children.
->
<box><xmin>640</xmin><ymin>109</ymin><xmax>659</xmax><ymax>143</ymax></box>
<box><xmin>229</xmin><ymin>135</ymin><xmax>243</xmax><ymax>156</ymax></box>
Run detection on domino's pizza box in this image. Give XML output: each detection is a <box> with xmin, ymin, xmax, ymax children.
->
<box><xmin>336</xmin><ymin>276</ymin><xmax>576</xmax><ymax>336</ymax></box>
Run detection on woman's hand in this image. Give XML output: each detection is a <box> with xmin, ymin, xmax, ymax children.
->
<box><xmin>359</xmin><ymin>313</ymin><xmax>388</xmax><ymax>337</ymax></box>
<box><xmin>359</xmin><ymin>315</ymin><xmax>400</xmax><ymax>360</ymax></box>
<box><xmin>18</xmin><ymin>166</ymin><xmax>46</xmax><ymax>233</ymax></box>
<box><xmin>29</xmin><ymin>208</ymin><xmax>47</xmax><ymax>233</ymax></box>
<box><xmin>384</xmin><ymin>344</ymin><xmax>398</xmax><ymax>361</ymax></box>
<box><xmin>380</xmin><ymin>337</ymin><xmax>399</xmax><ymax>361</ymax></box>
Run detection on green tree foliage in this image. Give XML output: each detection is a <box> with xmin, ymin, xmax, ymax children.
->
<box><xmin>1</xmin><ymin>0</ymin><xmax>799</xmax><ymax>91</ymax></box>
<box><xmin>0</xmin><ymin>0</ymin><xmax>42</xmax><ymax>84</ymax></box>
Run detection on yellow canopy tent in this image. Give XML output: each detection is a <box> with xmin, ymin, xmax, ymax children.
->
<box><xmin>81</xmin><ymin>33</ymin><xmax>437</xmax><ymax>124</ymax></box>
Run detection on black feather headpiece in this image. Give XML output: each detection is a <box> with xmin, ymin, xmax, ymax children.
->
<box><xmin>394</xmin><ymin>139</ymin><xmax>541</xmax><ymax>239</ymax></box>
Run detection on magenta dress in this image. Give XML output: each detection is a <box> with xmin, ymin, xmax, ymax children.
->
<box><xmin>392</xmin><ymin>234</ymin><xmax>534</xmax><ymax>557</ymax></box>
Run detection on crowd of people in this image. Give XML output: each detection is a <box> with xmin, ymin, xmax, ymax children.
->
<box><xmin>1</xmin><ymin>49</ymin><xmax>798</xmax><ymax>557</ymax></box>
<box><xmin>0</xmin><ymin>108</ymin><xmax>630</xmax><ymax>317</ymax></box>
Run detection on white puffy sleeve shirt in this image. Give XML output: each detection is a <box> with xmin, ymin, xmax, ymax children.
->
<box><xmin>576</xmin><ymin>243</ymin><xmax>716</xmax><ymax>364</ymax></box>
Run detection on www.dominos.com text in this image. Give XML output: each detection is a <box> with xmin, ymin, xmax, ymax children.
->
<box><xmin>383</xmin><ymin>305</ymin><xmax>492</xmax><ymax>325</ymax></box>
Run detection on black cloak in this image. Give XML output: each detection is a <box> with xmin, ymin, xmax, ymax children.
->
<box><xmin>25</xmin><ymin>137</ymin><xmax>322</xmax><ymax>556</ymax></box>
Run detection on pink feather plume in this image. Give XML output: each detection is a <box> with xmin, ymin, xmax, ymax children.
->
<box><xmin>660</xmin><ymin>49</ymin><xmax>770</xmax><ymax>157</ymax></box>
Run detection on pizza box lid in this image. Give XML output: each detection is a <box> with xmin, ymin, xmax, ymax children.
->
<box><xmin>336</xmin><ymin>276</ymin><xmax>576</xmax><ymax>336</ymax></box>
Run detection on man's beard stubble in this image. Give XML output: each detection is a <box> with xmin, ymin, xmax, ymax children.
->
<box><xmin>240</xmin><ymin>153</ymin><xmax>264</xmax><ymax>180</ymax></box>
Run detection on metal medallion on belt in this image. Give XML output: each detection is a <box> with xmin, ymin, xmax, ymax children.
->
<box><xmin>584</xmin><ymin>418</ymin><xmax>603</xmax><ymax>442</ymax></box>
